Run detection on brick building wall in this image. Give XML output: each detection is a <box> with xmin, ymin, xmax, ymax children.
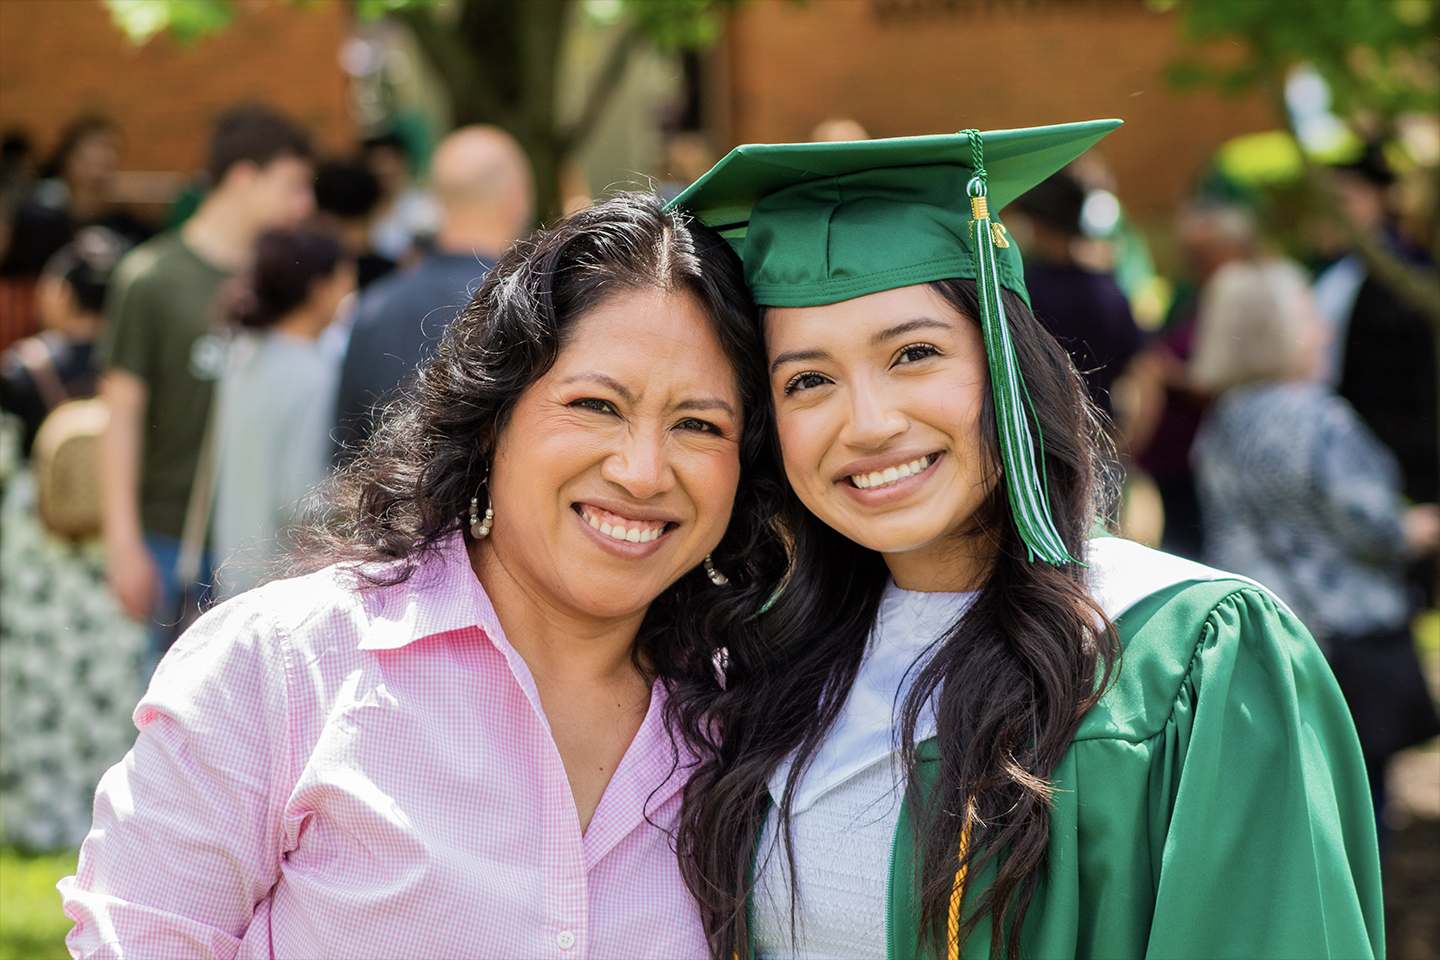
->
<box><xmin>0</xmin><ymin>0</ymin><xmax>354</xmax><ymax>180</ymax></box>
<box><xmin>720</xmin><ymin>0</ymin><xmax>1276</xmax><ymax>224</ymax></box>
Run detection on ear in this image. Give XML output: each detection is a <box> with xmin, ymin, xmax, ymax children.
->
<box><xmin>220</xmin><ymin>158</ymin><xmax>260</xmax><ymax>192</ymax></box>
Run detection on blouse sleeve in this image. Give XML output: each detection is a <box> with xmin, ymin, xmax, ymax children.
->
<box><xmin>1313</xmin><ymin>399</ymin><xmax>1407</xmax><ymax>566</ymax></box>
<box><xmin>1144</xmin><ymin>587</ymin><xmax>1383</xmax><ymax>959</ymax></box>
<box><xmin>58</xmin><ymin>596</ymin><xmax>294</xmax><ymax>960</ymax></box>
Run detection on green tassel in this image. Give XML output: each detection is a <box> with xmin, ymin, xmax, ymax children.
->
<box><xmin>963</xmin><ymin>130</ymin><xmax>1078</xmax><ymax>566</ymax></box>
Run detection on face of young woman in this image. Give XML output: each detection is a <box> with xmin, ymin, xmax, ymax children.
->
<box><xmin>766</xmin><ymin>283</ymin><xmax>999</xmax><ymax>591</ymax></box>
<box><xmin>484</xmin><ymin>287</ymin><xmax>743</xmax><ymax>623</ymax></box>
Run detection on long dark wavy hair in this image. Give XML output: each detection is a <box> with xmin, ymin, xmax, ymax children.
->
<box><xmin>670</xmin><ymin>278</ymin><xmax>1121</xmax><ymax>960</ymax></box>
<box><xmin>296</xmin><ymin>192</ymin><xmax>788</xmax><ymax>683</ymax></box>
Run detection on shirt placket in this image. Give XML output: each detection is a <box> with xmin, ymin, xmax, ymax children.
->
<box><xmin>541</xmin><ymin>745</ymin><xmax>589</xmax><ymax>957</ymax></box>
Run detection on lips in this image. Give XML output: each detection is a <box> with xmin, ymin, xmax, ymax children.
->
<box><xmin>848</xmin><ymin>453</ymin><xmax>936</xmax><ymax>490</ymax></box>
<box><xmin>576</xmin><ymin>503</ymin><xmax>672</xmax><ymax>544</ymax></box>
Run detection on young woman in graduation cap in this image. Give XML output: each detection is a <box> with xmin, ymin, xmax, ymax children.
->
<box><xmin>667</xmin><ymin>122</ymin><xmax>1383</xmax><ymax>960</ymax></box>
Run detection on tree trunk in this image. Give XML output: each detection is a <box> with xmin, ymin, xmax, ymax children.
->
<box><xmin>400</xmin><ymin>0</ymin><xmax>573</xmax><ymax>224</ymax></box>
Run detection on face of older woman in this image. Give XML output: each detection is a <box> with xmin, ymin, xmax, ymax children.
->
<box><xmin>766</xmin><ymin>283</ymin><xmax>999</xmax><ymax>590</ymax></box>
<box><xmin>484</xmin><ymin>287</ymin><xmax>743</xmax><ymax>621</ymax></box>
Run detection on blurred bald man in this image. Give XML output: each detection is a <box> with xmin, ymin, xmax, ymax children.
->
<box><xmin>333</xmin><ymin>125</ymin><xmax>533</xmax><ymax>460</ymax></box>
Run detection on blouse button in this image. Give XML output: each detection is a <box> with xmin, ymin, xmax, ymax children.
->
<box><xmin>556</xmin><ymin>930</ymin><xmax>576</xmax><ymax>950</ymax></box>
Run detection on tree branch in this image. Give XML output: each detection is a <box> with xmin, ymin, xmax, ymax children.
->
<box><xmin>557</xmin><ymin>23</ymin><xmax>644</xmax><ymax>159</ymax></box>
<box><xmin>394</xmin><ymin>4</ymin><xmax>509</xmax><ymax>127</ymax></box>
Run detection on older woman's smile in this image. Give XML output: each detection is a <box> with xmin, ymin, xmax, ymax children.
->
<box><xmin>575</xmin><ymin>502</ymin><xmax>677</xmax><ymax>547</ymax></box>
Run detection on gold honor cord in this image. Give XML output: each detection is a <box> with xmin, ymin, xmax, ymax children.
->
<box><xmin>963</xmin><ymin>130</ymin><xmax>1078</xmax><ymax>566</ymax></box>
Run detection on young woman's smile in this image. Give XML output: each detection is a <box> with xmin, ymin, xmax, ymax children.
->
<box><xmin>766</xmin><ymin>283</ymin><xmax>999</xmax><ymax>590</ymax></box>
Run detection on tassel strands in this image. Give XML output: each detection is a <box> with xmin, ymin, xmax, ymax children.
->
<box><xmin>962</xmin><ymin>129</ymin><xmax>1078</xmax><ymax>566</ymax></box>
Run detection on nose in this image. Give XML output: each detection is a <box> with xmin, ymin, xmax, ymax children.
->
<box><xmin>839</xmin><ymin>374</ymin><xmax>907</xmax><ymax>450</ymax></box>
<box><xmin>600</xmin><ymin>426</ymin><xmax>674</xmax><ymax>500</ymax></box>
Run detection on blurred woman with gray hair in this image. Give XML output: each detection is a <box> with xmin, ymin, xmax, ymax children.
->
<box><xmin>1191</xmin><ymin>258</ymin><xmax>1440</xmax><ymax>852</ymax></box>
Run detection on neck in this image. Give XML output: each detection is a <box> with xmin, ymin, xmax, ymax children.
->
<box><xmin>435</xmin><ymin>212</ymin><xmax>518</xmax><ymax>262</ymax></box>
<box><xmin>468</xmin><ymin>537</ymin><xmax>647</xmax><ymax>688</ymax></box>
<box><xmin>67</xmin><ymin>181</ymin><xmax>107</xmax><ymax>220</ymax></box>
<box><xmin>181</xmin><ymin>191</ymin><xmax>257</xmax><ymax>272</ymax></box>
<box><xmin>883</xmin><ymin>534</ymin><xmax>995</xmax><ymax>593</ymax></box>
<box><xmin>272</xmin><ymin>304</ymin><xmax>327</xmax><ymax>341</ymax></box>
<box><xmin>51</xmin><ymin>310</ymin><xmax>102</xmax><ymax>342</ymax></box>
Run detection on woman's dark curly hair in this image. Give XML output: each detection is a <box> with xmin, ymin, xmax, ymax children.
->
<box><xmin>296</xmin><ymin>192</ymin><xmax>788</xmax><ymax>683</ymax></box>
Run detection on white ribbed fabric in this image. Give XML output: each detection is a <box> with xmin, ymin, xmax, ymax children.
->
<box><xmin>753</xmin><ymin>756</ymin><xmax>903</xmax><ymax>960</ymax></box>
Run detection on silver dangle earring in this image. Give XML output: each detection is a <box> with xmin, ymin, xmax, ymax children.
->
<box><xmin>469</xmin><ymin>469</ymin><xmax>494</xmax><ymax>539</ymax></box>
<box><xmin>703</xmin><ymin>554</ymin><xmax>729</xmax><ymax>586</ymax></box>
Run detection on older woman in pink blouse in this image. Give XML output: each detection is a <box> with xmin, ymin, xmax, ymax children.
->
<box><xmin>60</xmin><ymin>194</ymin><xmax>785</xmax><ymax>959</ymax></box>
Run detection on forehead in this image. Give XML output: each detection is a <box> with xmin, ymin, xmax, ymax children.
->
<box><xmin>552</xmin><ymin>288</ymin><xmax>740</xmax><ymax>394</ymax></box>
<box><xmin>764</xmin><ymin>283</ymin><xmax>963</xmax><ymax>351</ymax></box>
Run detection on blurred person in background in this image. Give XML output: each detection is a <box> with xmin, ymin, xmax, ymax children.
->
<box><xmin>656</xmin><ymin>132</ymin><xmax>718</xmax><ymax>204</ymax></box>
<box><xmin>1129</xmin><ymin>200</ymin><xmax>1257</xmax><ymax>559</ymax></box>
<box><xmin>212</xmin><ymin>228</ymin><xmax>354</xmax><ymax>599</ymax></box>
<box><xmin>363</xmin><ymin>131</ymin><xmax>440</xmax><ymax>263</ymax></box>
<box><xmin>0</xmin><ymin>227</ymin><xmax>127</xmax><ymax>452</ymax></box>
<box><xmin>1011</xmin><ymin>169</ymin><xmax>1143</xmax><ymax>422</ymax></box>
<box><xmin>1191</xmin><ymin>258</ymin><xmax>1440</xmax><ymax>857</ymax></box>
<box><xmin>100</xmin><ymin>104</ymin><xmax>313</xmax><ymax>676</ymax></box>
<box><xmin>1313</xmin><ymin>145</ymin><xmax>1437</xmax><ymax>515</ymax></box>
<box><xmin>312</xmin><ymin>157</ymin><xmax>395</xmax><ymax>292</ymax></box>
<box><xmin>332</xmin><ymin>124</ymin><xmax>533</xmax><ymax>461</ymax></box>
<box><xmin>0</xmin><ymin>116</ymin><xmax>152</xmax><ymax>350</ymax></box>
<box><xmin>809</xmin><ymin>117</ymin><xmax>871</xmax><ymax>142</ymax></box>
<box><xmin>0</xmin><ymin>226</ymin><xmax>147</xmax><ymax>852</ymax></box>
<box><xmin>0</xmin><ymin>129</ymin><xmax>37</xmax><ymax>263</ymax></box>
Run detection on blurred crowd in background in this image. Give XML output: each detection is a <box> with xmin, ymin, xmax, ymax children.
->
<box><xmin>0</xmin><ymin>0</ymin><xmax>1437</xmax><ymax>952</ymax></box>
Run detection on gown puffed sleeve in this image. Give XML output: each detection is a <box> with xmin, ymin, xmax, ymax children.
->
<box><xmin>1031</xmin><ymin>580</ymin><xmax>1383</xmax><ymax>960</ymax></box>
<box><xmin>58</xmin><ymin>595</ymin><xmax>293</xmax><ymax>960</ymax></box>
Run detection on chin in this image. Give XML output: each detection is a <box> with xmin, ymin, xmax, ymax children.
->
<box><xmin>567</xmin><ymin>577</ymin><xmax>672</xmax><ymax>620</ymax></box>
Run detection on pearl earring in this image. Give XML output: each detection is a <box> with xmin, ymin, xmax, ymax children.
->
<box><xmin>469</xmin><ymin>472</ymin><xmax>494</xmax><ymax>539</ymax></box>
<box><xmin>704</xmin><ymin>554</ymin><xmax>729</xmax><ymax>586</ymax></box>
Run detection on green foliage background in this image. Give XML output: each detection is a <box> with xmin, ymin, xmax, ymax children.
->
<box><xmin>0</xmin><ymin>850</ymin><xmax>76</xmax><ymax>960</ymax></box>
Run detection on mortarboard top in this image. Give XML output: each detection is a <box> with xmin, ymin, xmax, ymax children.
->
<box><xmin>669</xmin><ymin>119</ymin><xmax>1122</xmax><ymax>309</ymax></box>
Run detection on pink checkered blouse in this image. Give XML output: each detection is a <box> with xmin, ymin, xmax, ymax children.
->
<box><xmin>59</xmin><ymin>533</ymin><xmax>709</xmax><ymax>960</ymax></box>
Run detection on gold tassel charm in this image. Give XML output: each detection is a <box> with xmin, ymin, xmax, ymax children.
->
<box><xmin>990</xmin><ymin>221</ymin><xmax>1010</xmax><ymax>248</ymax></box>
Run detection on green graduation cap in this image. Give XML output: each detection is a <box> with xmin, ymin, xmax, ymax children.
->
<box><xmin>668</xmin><ymin>119</ymin><xmax>1122</xmax><ymax>566</ymax></box>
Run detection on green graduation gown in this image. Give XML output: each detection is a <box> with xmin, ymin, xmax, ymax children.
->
<box><xmin>887</xmin><ymin>578</ymin><xmax>1383</xmax><ymax>959</ymax></box>
<box><xmin>756</xmin><ymin>543</ymin><xmax>1383</xmax><ymax>959</ymax></box>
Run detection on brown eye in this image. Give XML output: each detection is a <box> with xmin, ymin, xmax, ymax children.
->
<box><xmin>895</xmin><ymin>343</ymin><xmax>939</xmax><ymax>365</ymax></box>
<box><xmin>572</xmin><ymin>398</ymin><xmax>615</xmax><ymax>414</ymax></box>
<box><xmin>784</xmin><ymin>372</ymin><xmax>830</xmax><ymax>396</ymax></box>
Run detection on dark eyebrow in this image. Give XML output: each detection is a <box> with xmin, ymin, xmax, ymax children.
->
<box><xmin>871</xmin><ymin>317</ymin><xmax>953</xmax><ymax>345</ymax></box>
<box><xmin>559</xmin><ymin>372</ymin><xmax>635</xmax><ymax>403</ymax></box>
<box><xmin>675</xmin><ymin>397</ymin><xmax>736</xmax><ymax>417</ymax></box>
<box><xmin>562</xmin><ymin>372</ymin><xmax>734</xmax><ymax>418</ymax></box>
<box><xmin>768</xmin><ymin>317</ymin><xmax>952</xmax><ymax>375</ymax></box>
<box><xmin>769</xmin><ymin>349</ymin><xmax>830</xmax><ymax>376</ymax></box>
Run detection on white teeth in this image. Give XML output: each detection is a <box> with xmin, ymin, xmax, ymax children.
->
<box><xmin>582</xmin><ymin>508</ymin><xmax>666</xmax><ymax>544</ymax></box>
<box><xmin>850</xmin><ymin>455</ymin><xmax>934</xmax><ymax>491</ymax></box>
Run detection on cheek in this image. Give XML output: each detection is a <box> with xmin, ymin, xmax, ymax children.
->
<box><xmin>690</xmin><ymin>447</ymin><xmax>743</xmax><ymax>527</ymax></box>
<box><xmin>775</xmin><ymin>409</ymin><xmax>826</xmax><ymax>489</ymax></box>
<box><xmin>935</xmin><ymin>373</ymin><xmax>987</xmax><ymax>448</ymax></box>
